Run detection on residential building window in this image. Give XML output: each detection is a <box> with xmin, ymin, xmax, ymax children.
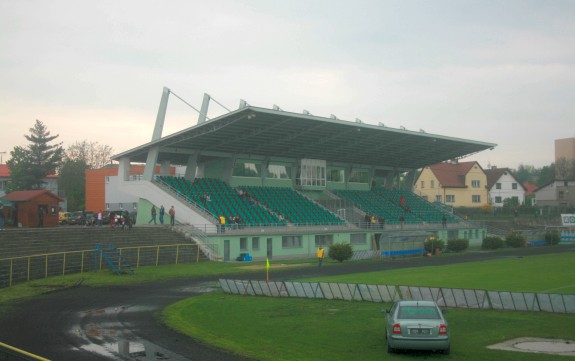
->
<box><xmin>472</xmin><ymin>180</ymin><xmax>480</xmax><ymax>188</ymax></box>
<box><xmin>435</xmin><ymin>195</ymin><xmax>442</xmax><ymax>203</ymax></box>
<box><xmin>431</xmin><ymin>180</ymin><xmax>435</xmax><ymax>188</ymax></box>
<box><xmin>350</xmin><ymin>233</ymin><xmax>366</xmax><ymax>245</ymax></box>
<box><xmin>106</xmin><ymin>176</ymin><xmax>110</xmax><ymax>184</ymax></box>
<box><xmin>472</xmin><ymin>195</ymin><xmax>481</xmax><ymax>203</ymax></box>
<box><xmin>252</xmin><ymin>237</ymin><xmax>260</xmax><ymax>250</ymax></box>
<box><xmin>495</xmin><ymin>196</ymin><xmax>502</xmax><ymax>203</ymax></box>
<box><xmin>420</xmin><ymin>180</ymin><xmax>425</xmax><ymax>188</ymax></box>
<box><xmin>446</xmin><ymin>195</ymin><xmax>455</xmax><ymax>203</ymax></box>
<box><xmin>422</xmin><ymin>195</ymin><xmax>429</xmax><ymax>201</ymax></box>
<box><xmin>496</xmin><ymin>183</ymin><xmax>501</xmax><ymax>189</ymax></box>
<box><xmin>119</xmin><ymin>203</ymin><xmax>123</xmax><ymax>210</ymax></box>
<box><xmin>105</xmin><ymin>203</ymin><xmax>110</xmax><ymax>210</ymax></box>
<box><xmin>559</xmin><ymin>191</ymin><xmax>565</xmax><ymax>199</ymax></box>
<box><xmin>282</xmin><ymin>235</ymin><xmax>302</xmax><ymax>248</ymax></box>
<box><xmin>240</xmin><ymin>237</ymin><xmax>248</xmax><ymax>250</ymax></box>
<box><xmin>512</xmin><ymin>183</ymin><xmax>517</xmax><ymax>190</ymax></box>
<box><xmin>132</xmin><ymin>203</ymin><xmax>137</xmax><ymax>209</ymax></box>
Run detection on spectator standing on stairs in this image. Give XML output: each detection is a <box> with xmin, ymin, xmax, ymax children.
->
<box><xmin>148</xmin><ymin>205</ymin><xmax>157</xmax><ymax>224</ymax></box>
<box><xmin>159</xmin><ymin>205</ymin><xmax>165</xmax><ymax>225</ymax></box>
<box><xmin>169</xmin><ymin>206</ymin><xmax>175</xmax><ymax>226</ymax></box>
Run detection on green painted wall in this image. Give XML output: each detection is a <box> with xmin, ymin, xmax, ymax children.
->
<box><xmin>206</xmin><ymin>226</ymin><xmax>487</xmax><ymax>262</ymax></box>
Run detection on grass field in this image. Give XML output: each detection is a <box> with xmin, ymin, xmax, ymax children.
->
<box><xmin>304</xmin><ymin>252</ymin><xmax>575</xmax><ymax>294</ymax></box>
<box><xmin>163</xmin><ymin>252</ymin><xmax>575</xmax><ymax>361</ymax></box>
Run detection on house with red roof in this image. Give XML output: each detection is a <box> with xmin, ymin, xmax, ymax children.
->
<box><xmin>0</xmin><ymin>164</ymin><xmax>9</xmax><ymax>197</ymax></box>
<box><xmin>484</xmin><ymin>166</ymin><xmax>526</xmax><ymax>208</ymax></box>
<box><xmin>0</xmin><ymin>164</ymin><xmax>59</xmax><ymax>199</ymax></box>
<box><xmin>413</xmin><ymin>161</ymin><xmax>489</xmax><ymax>208</ymax></box>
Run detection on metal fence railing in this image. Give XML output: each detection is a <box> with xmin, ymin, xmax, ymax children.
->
<box><xmin>0</xmin><ymin>244</ymin><xmax>208</xmax><ymax>288</ymax></box>
<box><xmin>219</xmin><ymin>279</ymin><xmax>575</xmax><ymax>314</ymax></box>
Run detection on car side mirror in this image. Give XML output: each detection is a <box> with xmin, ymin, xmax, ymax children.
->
<box><xmin>381</xmin><ymin>308</ymin><xmax>389</xmax><ymax>314</ymax></box>
<box><xmin>441</xmin><ymin>309</ymin><xmax>448</xmax><ymax>314</ymax></box>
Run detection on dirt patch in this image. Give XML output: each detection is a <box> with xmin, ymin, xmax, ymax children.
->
<box><xmin>488</xmin><ymin>337</ymin><xmax>575</xmax><ymax>356</ymax></box>
<box><xmin>238</xmin><ymin>263</ymin><xmax>312</xmax><ymax>270</ymax></box>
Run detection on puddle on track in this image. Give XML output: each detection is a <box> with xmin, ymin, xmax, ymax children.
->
<box><xmin>71</xmin><ymin>305</ymin><xmax>188</xmax><ymax>360</ymax></box>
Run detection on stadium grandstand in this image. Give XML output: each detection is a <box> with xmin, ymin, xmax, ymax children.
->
<box><xmin>110</xmin><ymin>87</ymin><xmax>496</xmax><ymax>261</ymax></box>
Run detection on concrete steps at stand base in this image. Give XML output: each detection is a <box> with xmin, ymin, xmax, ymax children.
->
<box><xmin>0</xmin><ymin>225</ymin><xmax>208</xmax><ymax>260</ymax></box>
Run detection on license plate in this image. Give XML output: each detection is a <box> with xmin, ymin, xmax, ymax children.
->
<box><xmin>409</xmin><ymin>328</ymin><xmax>431</xmax><ymax>335</ymax></box>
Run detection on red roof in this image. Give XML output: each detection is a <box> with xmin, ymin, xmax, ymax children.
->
<box><xmin>0</xmin><ymin>164</ymin><xmax>57</xmax><ymax>178</ymax></box>
<box><xmin>523</xmin><ymin>181</ymin><xmax>538</xmax><ymax>195</ymax></box>
<box><xmin>0</xmin><ymin>164</ymin><xmax>9</xmax><ymax>177</ymax></box>
<box><xmin>429</xmin><ymin>161</ymin><xmax>479</xmax><ymax>188</ymax></box>
<box><xmin>3</xmin><ymin>190</ymin><xmax>63</xmax><ymax>202</ymax></box>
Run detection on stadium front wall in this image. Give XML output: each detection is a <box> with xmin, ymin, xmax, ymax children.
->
<box><xmin>205</xmin><ymin>226</ymin><xmax>488</xmax><ymax>262</ymax></box>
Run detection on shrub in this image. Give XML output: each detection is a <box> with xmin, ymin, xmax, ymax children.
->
<box><xmin>545</xmin><ymin>230</ymin><xmax>561</xmax><ymax>245</ymax></box>
<box><xmin>423</xmin><ymin>237</ymin><xmax>445</xmax><ymax>253</ymax></box>
<box><xmin>328</xmin><ymin>243</ymin><xmax>353</xmax><ymax>263</ymax></box>
<box><xmin>482</xmin><ymin>236</ymin><xmax>504</xmax><ymax>250</ymax></box>
<box><xmin>446</xmin><ymin>238</ymin><xmax>469</xmax><ymax>252</ymax></box>
<box><xmin>505</xmin><ymin>232</ymin><xmax>526</xmax><ymax>248</ymax></box>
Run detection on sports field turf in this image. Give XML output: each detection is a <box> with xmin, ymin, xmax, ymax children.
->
<box><xmin>164</xmin><ymin>252</ymin><xmax>575</xmax><ymax>361</ymax></box>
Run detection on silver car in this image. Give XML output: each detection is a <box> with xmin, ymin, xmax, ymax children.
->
<box><xmin>385</xmin><ymin>300</ymin><xmax>451</xmax><ymax>354</ymax></box>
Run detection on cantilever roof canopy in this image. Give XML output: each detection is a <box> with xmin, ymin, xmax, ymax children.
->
<box><xmin>113</xmin><ymin>106</ymin><xmax>496</xmax><ymax>170</ymax></box>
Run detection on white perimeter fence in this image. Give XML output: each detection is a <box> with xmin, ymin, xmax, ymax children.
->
<box><xmin>219</xmin><ymin>279</ymin><xmax>575</xmax><ymax>314</ymax></box>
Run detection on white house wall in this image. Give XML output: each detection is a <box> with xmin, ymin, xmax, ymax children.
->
<box><xmin>488</xmin><ymin>173</ymin><xmax>525</xmax><ymax>207</ymax></box>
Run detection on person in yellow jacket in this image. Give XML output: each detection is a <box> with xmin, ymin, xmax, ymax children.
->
<box><xmin>218</xmin><ymin>215</ymin><xmax>226</xmax><ymax>233</ymax></box>
<box><xmin>317</xmin><ymin>246</ymin><xmax>325</xmax><ymax>267</ymax></box>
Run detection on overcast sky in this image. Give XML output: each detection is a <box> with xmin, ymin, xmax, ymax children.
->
<box><xmin>1</xmin><ymin>0</ymin><xmax>573</xmax><ymax>169</ymax></box>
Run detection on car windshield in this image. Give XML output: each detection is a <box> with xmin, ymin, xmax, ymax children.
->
<box><xmin>398</xmin><ymin>305</ymin><xmax>440</xmax><ymax>320</ymax></box>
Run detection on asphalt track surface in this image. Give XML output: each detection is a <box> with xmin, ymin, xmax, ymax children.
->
<box><xmin>1</xmin><ymin>245</ymin><xmax>573</xmax><ymax>361</ymax></box>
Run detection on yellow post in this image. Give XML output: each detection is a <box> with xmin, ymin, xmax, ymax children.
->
<box><xmin>45</xmin><ymin>255</ymin><xmax>48</xmax><ymax>278</ymax></box>
<box><xmin>27</xmin><ymin>257</ymin><xmax>31</xmax><ymax>281</ymax></box>
<box><xmin>196</xmin><ymin>244</ymin><xmax>200</xmax><ymax>263</ymax></box>
<box><xmin>175</xmin><ymin>245</ymin><xmax>180</xmax><ymax>265</ymax></box>
<box><xmin>156</xmin><ymin>246</ymin><xmax>160</xmax><ymax>266</ymax></box>
<box><xmin>266</xmin><ymin>258</ymin><xmax>270</xmax><ymax>282</ymax></box>
<box><xmin>62</xmin><ymin>253</ymin><xmax>66</xmax><ymax>275</ymax></box>
<box><xmin>80</xmin><ymin>251</ymin><xmax>85</xmax><ymax>273</ymax></box>
<box><xmin>137</xmin><ymin>247</ymin><xmax>141</xmax><ymax>269</ymax></box>
<box><xmin>9</xmin><ymin>259</ymin><xmax>13</xmax><ymax>287</ymax></box>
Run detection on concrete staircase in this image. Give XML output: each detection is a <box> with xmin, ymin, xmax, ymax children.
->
<box><xmin>0</xmin><ymin>225</ymin><xmax>208</xmax><ymax>260</ymax></box>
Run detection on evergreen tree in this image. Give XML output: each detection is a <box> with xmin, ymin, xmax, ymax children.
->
<box><xmin>6</xmin><ymin>120</ymin><xmax>64</xmax><ymax>191</ymax></box>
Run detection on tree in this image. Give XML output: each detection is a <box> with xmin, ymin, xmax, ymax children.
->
<box><xmin>6</xmin><ymin>120</ymin><xmax>64</xmax><ymax>191</ymax></box>
<box><xmin>537</xmin><ymin>164</ymin><xmax>555</xmax><ymax>186</ymax></box>
<box><xmin>66</xmin><ymin>140</ymin><xmax>113</xmax><ymax>169</ymax></box>
<box><xmin>58</xmin><ymin>159</ymin><xmax>88</xmax><ymax>211</ymax></box>
<box><xmin>555</xmin><ymin>157</ymin><xmax>571</xmax><ymax>180</ymax></box>
<box><xmin>514</xmin><ymin>164</ymin><xmax>536</xmax><ymax>184</ymax></box>
<box><xmin>58</xmin><ymin>140</ymin><xmax>113</xmax><ymax>211</ymax></box>
<box><xmin>5</xmin><ymin>146</ymin><xmax>35</xmax><ymax>192</ymax></box>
